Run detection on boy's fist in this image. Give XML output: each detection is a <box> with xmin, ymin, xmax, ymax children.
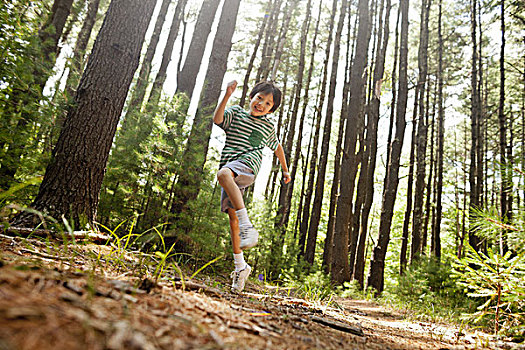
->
<box><xmin>226</xmin><ymin>80</ymin><xmax>237</xmax><ymax>96</ymax></box>
<box><xmin>283</xmin><ymin>171</ymin><xmax>291</xmax><ymax>184</ymax></box>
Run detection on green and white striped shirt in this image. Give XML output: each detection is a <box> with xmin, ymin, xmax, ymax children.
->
<box><xmin>217</xmin><ymin>105</ymin><xmax>280</xmax><ymax>176</ymax></box>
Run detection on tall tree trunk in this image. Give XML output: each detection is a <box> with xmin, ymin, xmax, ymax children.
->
<box><xmin>290</xmin><ymin>1</ymin><xmax>322</xmax><ymax>240</ymax></box>
<box><xmin>522</xmin><ymin>45</ymin><xmax>525</xmax><ymax>213</ymax></box>
<box><xmin>122</xmin><ymin>0</ymin><xmax>172</xmax><ymax>118</ymax></box>
<box><xmin>46</xmin><ymin>0</ymin><xmax>101</xmax><ymax>149</ymax></box>
<box><xmin>400</xmin><ymin>101</ymin><xmax>417</xmax><ymax>272</ymax></box>
<box><xmin>296</xmin><ymin>88</ymin><xmax>323</xmax><ymax>259</ymax></box>
<box><xmin>477</xmin><ymin>3</ymin><xmax>484</xmax><ymax>209</ymax></box>
<box><xmin>349</xmin><ymin>0</ymin><xmax>377</xmax><ymax>278</ymax></box>
<box><xmin>270</xmin><ymin>0</ymin><xmax>300</xmax><ymax>80</ymax></box>
<box><xmin>331</xmin><ymin>0</ymin><xmax>370</xmax><ymax>284</ymax></box>
<box><xmin>422</xmin><ymin>84</ymin><xmax>434</xmax><ymax>254</ymax></box>
<box><xmin>384</xmin><ymin>7</ymin><xmax>400</xmax><ymax>190</ymax></box>
<box><xmin>12</xmin><ymin>0</ymin><xmax>157</xmax><ymax>228</ymax></box>
<box><xmin>239</xmin><ymin>0</ymin><xmax>273</xmax><ymax>107</ymax></box>
<box><xmin>354</xmin><ymin>0</ymin><xmax>392</xmax><ymax>287</ymax></box>
<box><xmin>367</xmin><ymin>0</ymin><xmax>409</xmax><ymax>294</ymax></box>
<box><xmin>294</xmin><ymin>127</ymin><xmax>314</xmax><ymax>241</ymax></box>
<box><xmin>148</xmin><ymin>0</ymin><xmax>187</xmax><ymax>106</ymax></box>
<box><xmin>38</xmin><ymin>0</ymin><xmax>76</xmax><ymax>87</ymax></box>
<box><xmin>298</xmin><ymin>0</ymin><xmax>337</xmax><ymax>261</ymax></box>
<box><xmin>169</xmin><ymin>0</ymin><xmax>241</xmax><ymax>229</ymax></box>
<box><xmin>276</xmin><ymin>0</ymin><xmax>312</xmax><ymax>230</ymax></box>
<box><xmin>432</xmin><ymin>0</ymin><xmax>444</xmax><ymax>260</ymax></box>
<box><xmin>176</xmin><ymin>0</ymin><xmax>221</xmax><ymax>100</ymax></box>
<box><xmin>468</xmin><ymin>0</ymin><xmax>482</xmax><ymax>252</ymax></box>
<box><xmin>323</xmin><ymin>2</ymin><xmax>356</xmax><ymax>273</ymax></box>
<box><xmin>306</xmin><ymin>0</ymin><xmax>348</xmax><ymax>266</ymax></box>
<box><xmin>256</xmin><ymin>0</ymin><xmax>283</xmax><ymax>82</ymax></box>
<box><xmin>410</xmin><ymin>0</ymin><xmax>431</xmax><ymax>262</ymax></box>
<box><xmin>498</xmin><ymin>0</ymin><xmax>509</xmax><ymax>254</ymax></box>
<box><xmin>64</xmin><ymin>0</ymin><xmax>101</xmax><ymax>99</ymax></box>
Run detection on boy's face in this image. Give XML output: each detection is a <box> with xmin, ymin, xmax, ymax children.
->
<box><xmin>249</xmin><ymin>92</ymin><xmax>274</xmax><ymax>116</ymax></box>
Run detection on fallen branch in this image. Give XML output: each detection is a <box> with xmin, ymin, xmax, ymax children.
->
<box><xmin>311</xmin><ymin>315</ymin><xmax>364</xmax><ymax>336</ymax></box>
<box><xmin>1</xmin><ymin>225</ymin><xmax>111</xmax><ymax>243</ymax></box>
<box><xmin>161</xmin><ymin>280</ymin><xmax>224</xmax><ymax>297</ymax></box>
<box><xmin>18</xmin><ymin>248</ymin><xmax>72</xmax><ymax>261</ymax></box>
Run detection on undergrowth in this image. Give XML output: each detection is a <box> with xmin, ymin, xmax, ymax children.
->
<box><xmin>380</xmin><ymin>256</ymin><xmax>477</xmax><ymax>324</ymax></box>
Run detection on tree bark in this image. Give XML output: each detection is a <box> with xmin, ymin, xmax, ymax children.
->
<box><xmin>270</xmin><ymin>0</ymin><xmax>300</xmax><ymax>80</ymax></box>
<box><xmin>367</xmin><ymin>0</ymin><xmax>409</xmax><ymax>294</ymax></box>
<box><xmin>12</xmin><ymin>0</ymin><xmax>157</xmax><ymax>228</ymax></box>
<box><xmin>422</xmin><ymin>83</ymin><xmax>434</xmax><ymax>255</ymax></box>
<box><xmin>298</xmin><ymin>0</ymin><xmax>336</xmax><ymax>261</ymax></box>
<box><xmin>148</xmin><ymin>0</ymin><xmax>187</xmax><ymax>106</ymax></box>
<box><xmin>330</xmin><ymin>0</ymin><xmax>370</xmax><ymax>284</ymax></box>
<box><xmin>170</xmin><ymin>0</ymin><xmax>241</xmax><ymax>225</ymax></box>
<box><xmin>306</xmin><ymin>0</ymin><xmax>348</xmax><ymax>266</ymax></box>
<box><xmin>64</xmin><ymin>0</ymin><xmax>101</xmax><ymax>99</ymax></box>
<box><xmin>276</xmin><ymin>0</ymin><xmax>311</xmax><ymax>230</ymax></box>
<box><xmin>331</xmin><ymin>0</ymin><xmax>370</xmax><ymax>284</ymax></box>
<box><xmin>323</xmin><ymin>1</ymin><xmax>355</xmax><ymax>273</ymax></box>
<box><xmin>176</xmin><ymin>0</ymin><xmax>221</xmax><ymax>100</ymax></box>
<box><xmin>256</xmin><ymin>0</ymin><xmax>283</xmax><ymax>82</ymax></box>
<box><xmin>410</xmin><ymin>0</ymin><xmax>431</xmax><ymax>262</ymax></box>
<box><xmin>399</xmin><ymin>98</ymin><xmax>417</xmax><ymax>271</ymax></box>
<box><xmin>468</xmin><ymin>0</ymin><xmax>482</xmax><ymax>252</ymax></box>
<box><xmin>354</xmin><ymin>0</ymin><xmax>392</xmax><ymax>287</ymax></box>
<box><xmin>123</xmin><ymin>0</ymin><xmax>172</xmax><ymax>117</ymax></box>
<box><xmin>497</xmin><ymin>0</ymin><xmax>509</xmax><ymax>254</ymax></box>
<box><xmin>432</xmin><ymin>0</ymin><xmax>444</xmax><ymax>260</ymax></box>
<box><xmin>384</xmin><ymin>7</ymin><xmax>400</xmax><ymax>191</ymax></box>
<box><xmin>349</xmin><ymin>0</ymin><xmax>377</xmax><ymax>279</ymax></box>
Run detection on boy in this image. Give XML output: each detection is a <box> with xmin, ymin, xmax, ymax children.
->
<box><xmin>213</xmin><ymin>80</ymin><xmax>291</xmax><ymax>293</ymax></box>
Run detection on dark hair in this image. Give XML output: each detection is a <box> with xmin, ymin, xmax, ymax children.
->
<box><xmin>249</xmin><ymin>81</ymin><xmax>282</xmax><ymax>113</ymax></box>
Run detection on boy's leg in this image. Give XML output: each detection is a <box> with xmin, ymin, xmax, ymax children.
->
<box><xmin>217</xmin><ymin>168</ymin><xmax>245</xmax><ymax>210</ymax></box>
<box><xmin>227</xmin><ymin>208</ymin><xmax>241</xmax><ymax>254</ymax></box>
<box><xmin>228</xmin><ymin>207</ymin><xmax>251</xmax><ymax>292</ymax></box>
<box><xmin>218</xmin><ymin>163</ymin><xmax>258</xmax><ymax>250</ymax></box>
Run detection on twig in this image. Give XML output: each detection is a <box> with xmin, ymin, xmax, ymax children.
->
<box><xmin>0</xmin><ymin>225</ymin><xmax>112</xmax><ymax>243</ymax></box>
<box><xmin>18</xmin><ymin>248</ymin><xmax>72</xmax><ymax>261</ymax></box>
<box><xmin>311</xmin><ymin>315</ymin><xmax>364</xmax><ymax>336</ymax></box>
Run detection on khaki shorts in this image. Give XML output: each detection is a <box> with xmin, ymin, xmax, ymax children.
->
<box><xmin>220</xmin><ymin>160</ymin><xmax>255</xmax><ymax>213</ymax></box>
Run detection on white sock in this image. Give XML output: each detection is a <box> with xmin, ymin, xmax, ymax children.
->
<box><xmin>236</xmin><ymin>208</ymin><xmax>252</xmax><ymax>227</ymax></box>
<box><xmin>233</xmin><ymin>252</ymin><xmax>246</xmax><ymax>272</ymax></box>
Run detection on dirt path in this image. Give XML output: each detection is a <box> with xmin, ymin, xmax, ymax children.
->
<box><xmin>0</xmin><ymin>235</ymin><xmax>510</xmax><ymax>349</ymax></box>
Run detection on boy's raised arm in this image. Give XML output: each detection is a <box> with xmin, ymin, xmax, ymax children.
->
<box><xmin>274</xmin><ymin>144</ymin><xmax>291</xmax><ymax>184</ymax></box>
<box><xmin>213</xmin><ymin>80</ymin><xmax>238</xmax><ymax>125</ymax></box>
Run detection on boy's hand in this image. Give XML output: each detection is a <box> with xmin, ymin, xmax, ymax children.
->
<box><xmin>226</xmin><ymin>80</ymin><xmax>237</xmax><ymax>96</ymax></box>
<box><xmin>283</xmin><ymin>171</ymin><xmax>291</xmax><ymax>184</ymax></box>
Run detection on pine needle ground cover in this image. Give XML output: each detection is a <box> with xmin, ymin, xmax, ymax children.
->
<box><xmin>0</xmin><ymin>234</ymin><xmax>509</xmax><ymax>350</ymax></box>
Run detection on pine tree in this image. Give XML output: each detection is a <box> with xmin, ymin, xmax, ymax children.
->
<box><xmin>12</xmin><ymin>0</ymin><xmax>157</xmax><ymax>228</ymax></box>
<box><xmin>306</xmin><ymin>0</ymin><xmax>348</xmax><ymax>266</ymax></box>
<box><xmin>169</xmin><ymin>0</ymin><xmax>241</xmax><ymax>232</ymax></box>
<box><xmin>368</xmin><ymin>0</ymin><xmax>409</xmax><ymax>294</ymax></box>
<box><xmin>410</xmin><ymin>0</ymin><xmax>432</xmax><ymax>262</ymax></box>
<box><xmin>176</xmin><ymin>0</ymin><xmax>221</xmax><ymax>100</ymax></box>
<box><xmin>331</xmin><ymin>0</ymin><xmax>369</xmax><ymax>283</ymax></box>
<box><xmin>354</xmin><ymin>0</ymin><xmax>392</xmax><ymax>287</ymax></box>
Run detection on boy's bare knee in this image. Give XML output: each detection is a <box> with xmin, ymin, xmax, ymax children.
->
<box><xmin>217</xmin><ymin>168</ymin><xmax>233</xmax><ymax>183</ymax></box>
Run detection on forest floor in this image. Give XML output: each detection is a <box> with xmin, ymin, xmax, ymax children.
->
<box><xmin>0</xmin><ymin>234</ymin><xmax>521</xmax><ymax>350</ymax></box>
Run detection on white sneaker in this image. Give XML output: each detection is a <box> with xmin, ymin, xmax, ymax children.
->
<box><xmin>239</xmin><ymin>225</ymin><xmax>259</xmax><ymax>249</ymax></box>
<box><xmin>231</xmin><ymin>264</ymin><xmax>252</xmax><ymax>293</ymax></box>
